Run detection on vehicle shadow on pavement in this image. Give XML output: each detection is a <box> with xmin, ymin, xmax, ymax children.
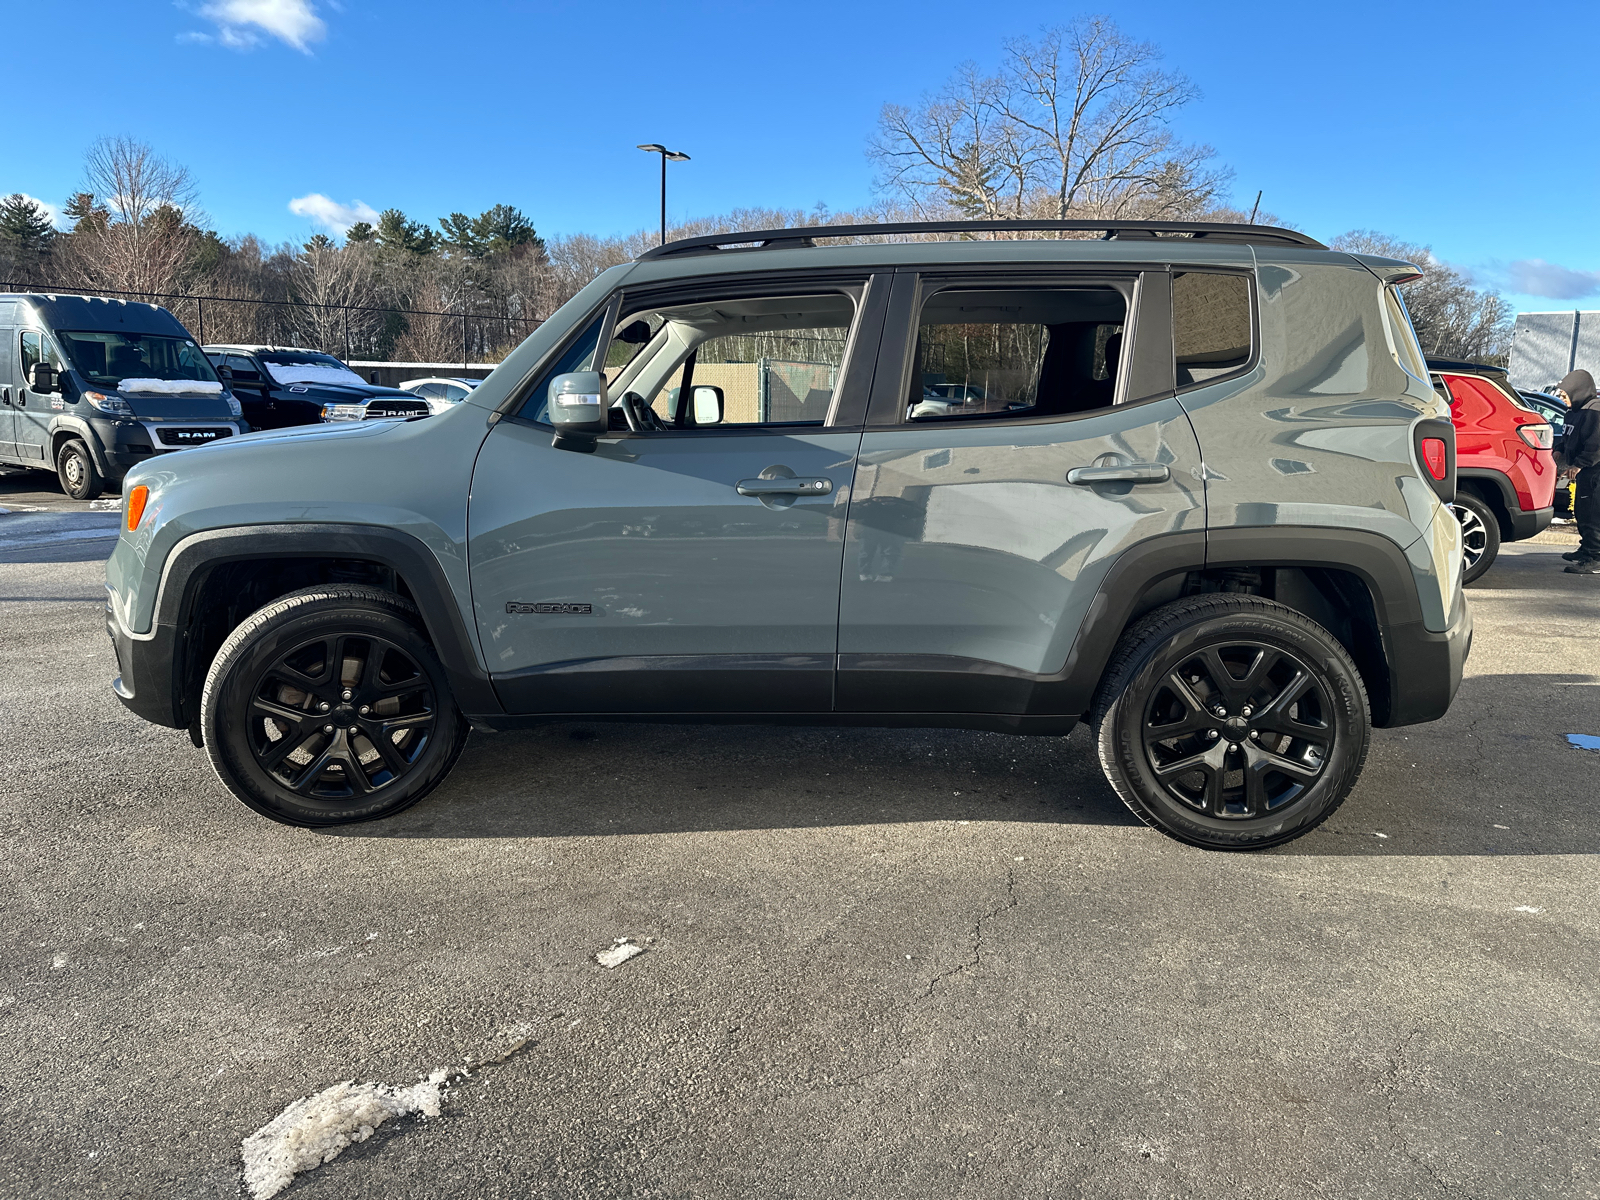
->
<box><xmin>334</xmin><ymin>664</ymin><xmax>1600</xmax><ymax>856</ymax></box>
<box><xmin>333</xmin><ymin>720</ymin><xmax>1145</xmax><ymax>840</ymax></box>
<box><xmin>1271</xmin><ymin>670</ymin><xmax>1600</xmax><ymax>857</ymax></box>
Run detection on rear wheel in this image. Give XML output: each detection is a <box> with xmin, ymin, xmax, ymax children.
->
<box><xmin>1092</xmin><ymin>595</ymin><xmax>1370</xmax><ymax>851</ymax></box>
<box><xmin>1450</xmin><ymin>492</ymin><xmax>1499</xmax><ymax>585</ymax></box>
<box><xmin>56</xmin><ymin>438</ymin><xmax>104</xmax><ymax>501</ymax></box>
<box><xmin>200</xmin><ymin>586</ymin><xmax>468</xmax><ymax>826</ymax></box>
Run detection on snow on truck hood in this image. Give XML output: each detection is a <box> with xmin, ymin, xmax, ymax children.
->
<box><xmin>263</xmin><ymin>363</ymin><xmax>370</xmax><ymax>388</ymax></box>
<box><xmin>119</xmin><ymin>378</ymin><xmax>225</xmax><ymax>395</ymax></box>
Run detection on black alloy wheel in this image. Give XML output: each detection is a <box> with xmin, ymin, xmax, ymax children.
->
<box><xmin>1139</xmin><ymin>643</ymin><xmax>1332</xmax><ymax>820</ymax></box>
<box><xmin>1093</xmin><ymin>594</ymin><xmax>1370</xmax><ymax>850</ymax></box>
<box><xmin>201</xmin><ymin>586</ymin><xmax>468</xmax><ymax>826</ymax></box>
<box><xmin>246</xmin><ymin>631</ymin><xmax>436</xmax><ymax>800</ymax></box>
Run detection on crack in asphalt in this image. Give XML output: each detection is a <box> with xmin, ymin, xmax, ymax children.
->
<box><xmin>924</xmin><ymin>868</ymin><xmax>1019</xmax><ymax>999</ymax></box>
<box><xmin>1380</xmin><ymin>1024</ymin><xmax>1479</xmax><ymax>1199</ymax></box>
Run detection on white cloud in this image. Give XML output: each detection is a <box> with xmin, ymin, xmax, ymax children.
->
<box><xmin>197</xmin><ymin>0</ymin><xmax>326</xmax><ymax>53</ymax></box>
<box><xmin>288</xmin><ymin>194</ymin><xmax>379</xmax><ymax>235</ymax></box>
<box><xmin>1505</xmin><ymin>258</ymin><xmax>1600</xmax><ymax>301</ymax></box>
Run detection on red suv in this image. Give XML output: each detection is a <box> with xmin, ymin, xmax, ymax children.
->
<box><xmin>1427</xmin><ymin>358</ymin><xmax>1557</xmax><ymax>583</ymax></box>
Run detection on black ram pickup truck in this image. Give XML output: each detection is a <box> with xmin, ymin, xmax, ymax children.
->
<box><xmin>202</xmin><ymin>345</ymin><xmax>429</xmax><ymax>429</ymax></box>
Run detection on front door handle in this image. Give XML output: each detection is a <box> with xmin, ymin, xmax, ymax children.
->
<box><xmin>736</xmin><ymin>477</ymin><xmax>834</xmax><ymax>497</ymax></box>
<box><xmin>1066</xmin><ymin>463</ymin><xmax>1170</xmax><ymax>485</ymax></box>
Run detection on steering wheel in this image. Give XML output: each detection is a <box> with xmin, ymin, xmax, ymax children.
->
<box><xmin>620</xmin><ymin>390</ymin><xmax>668</xmax><ymax>433</ymax></box>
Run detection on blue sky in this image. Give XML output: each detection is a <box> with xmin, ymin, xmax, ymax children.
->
<box><xmin>14</xmin><ymin>0</ymin><xmax>1599</xmax><ymax>311</ymax></box>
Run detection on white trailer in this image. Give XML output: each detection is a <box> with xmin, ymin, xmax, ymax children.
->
<box><xmin>1508</xmin><ymin>309</ymin><xmax>1599</xmax><ymax>392</ymax></box>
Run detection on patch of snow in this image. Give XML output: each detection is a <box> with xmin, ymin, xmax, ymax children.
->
<box><xmin>51</xmin><ymin>954</ymin><xmax>67</xmax><ymax>969</ymax></box>
<box><xmin>1513</xmin><ymin>906</ymin><xmax>1544</xmax><ymax>914</ymax></box>
<box><xmin>240</xmin><ymin>1069</ymin><xmax>447</xmax><ymax>1200</ymax></box>
<box><xmin>118</xmin><ymin>377</ymin><xmax>224</xmax><ymax>395</ymax></box>
<box><xmin>262</xmin><ymin>362</ymin><xmax>367</xmax><ymax>388</ymax></box>
<box><xmin>89</xmin><ymin>499</ymin><xmax>121</xmax><ymax>511</ymax></box>
<box><xmin>1566</xmin><ymin>734</ymin><xmax>1600</xmax><ymax>753</ymax></box>
<box><xmin>1373</xmin><ymin>832</ymin><xmax>1389</xmax><ymax>839</ymax></box>
<box><xmin>596</xmin><ymin>938</ymin><xmax>646</xmax><ymax>969</ymax></box>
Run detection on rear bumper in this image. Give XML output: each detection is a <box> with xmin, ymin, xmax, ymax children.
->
<box><xmin>106</xmin><ymin>594</ymin><xmax>185</xmax><ymax>728</ymax></box>
<box><xmin>1379</xmin><ymin>585</ymin><xmax>1472</xmax><ymax>728</ymax></box>
<box><xmin>1508</xmin><ymin>505</ymin><xmax>1554</xmax><ymax>542</ymax></box>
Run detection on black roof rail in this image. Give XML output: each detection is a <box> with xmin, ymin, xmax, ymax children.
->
<box><xmin>636</xmin><ymin>219</ymin><xmax>1325</xmax><ymax>260</ymax></box>
<box><xmin>1425</xmin><ymin>356</ymin><xmax>1507</xmax><ymax>375</ymax></box>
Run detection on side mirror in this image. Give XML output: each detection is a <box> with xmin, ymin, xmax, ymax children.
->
<box><xmin>29</xmin><ymin>362</ymin><xmax>57</xmax><ymax>393</ymax></box>
<box><xmin>217</xmin><ymin>364</ymin><xmax>234</xmax><ymax>382</ymax></box>
<box><xmin>691</xmin><ymin>384</ymin><xmax>724</xmax><ymax>426</ymax></box>
<box><xmin>549</xmin><ymin>371</ymin><xmax>608</xmax><ymax>452</ymax></box>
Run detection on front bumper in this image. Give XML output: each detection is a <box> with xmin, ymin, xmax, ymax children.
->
<box><xmin>1379</xmin><ymin>584</ymin><xmax>1473</xmax><ymax>728</ymax></box>
<box><xmin>107</xmin><ymin>592</ymin><xmax>186</xmax><ymax>729</ymax></box>
<box><xmin>1508</xmin><ymin>505</ymin><xmax>1554</xmax><ymax>542</ymax></box>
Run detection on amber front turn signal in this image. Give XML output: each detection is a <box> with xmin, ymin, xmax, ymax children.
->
<box><xmin>126</xmin><ymin>485</ymin><xmax>150</xmax><ymax>532</ymax></box>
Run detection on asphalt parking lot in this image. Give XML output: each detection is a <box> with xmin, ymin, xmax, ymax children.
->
<box><xmin>3</xmin><ymin>477</ymin><xmax>1598</xmax><ymax>1199</ymax></box>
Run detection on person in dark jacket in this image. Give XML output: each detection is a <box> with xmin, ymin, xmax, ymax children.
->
<box><xmin>1556</xmin><ymin>369</ymin><xmax>1600</xmax><ymax>572</ymax></box>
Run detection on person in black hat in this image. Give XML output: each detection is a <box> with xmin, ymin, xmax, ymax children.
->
<box><xmin>1556</xmin><ymin>369</ymin><xmax>1600</xmax><ymax>573</ymax></box>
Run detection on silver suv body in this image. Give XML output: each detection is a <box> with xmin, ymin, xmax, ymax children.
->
<box><xmin>104</xmin><ymin>220</ymin><xmax>1469</xmax><ymax>849</ymax></box>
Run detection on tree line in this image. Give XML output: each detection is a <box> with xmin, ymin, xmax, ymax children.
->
<box><xmin>0</xmin><ymin>18</ymin><xmax>1509</xmax><ymax>363</ymax></box>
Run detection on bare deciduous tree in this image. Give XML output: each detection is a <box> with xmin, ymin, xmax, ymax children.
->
<box><xmin>1333</xmin><ymin>230</ymin><xmax>1512</xmax><ymax>362</ymax></box>
<box><xmin>59</xmin><ymin>137</ymin><xmax>204</xmax><ymax>295</ymax></box>
<box><xmin>870</xmin><ymin>17</ymin><xmax>1228</xmax><ymax>224</ymax></box>
<box><xmin>292</xmin><ymin>236</ymin><xmax>377</xmax><ymax>356</ymax></box>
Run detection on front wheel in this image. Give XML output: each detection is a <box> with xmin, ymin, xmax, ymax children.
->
<box><xmin>1091</xmin><ymin>594</ymin><xmax>1370</xmax><ymax>851</ymax></box>
<box><xmin>200</xmin><ymin>586</ymin><xmax>468</xmax><ymax>826</ymax></box>
<box><xmin>56</xmin><ymin>438</ymin><xmax>104</xmax><ymax>501</ymax></box>
<box><xmin>1450</xmin><ymin>493</ymin><xmax>1499</xmax><ymax>585</ymax></box>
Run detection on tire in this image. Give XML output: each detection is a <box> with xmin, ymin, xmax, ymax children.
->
<box><xmin>1091</xmin><ymin>594</ymin><xmax>1370</xmax><ymax>851</ymax></box>
<box><xmin>200</xmin><ymin>586</ymin><xmax>469</xmax><ymax>827</ymax></box>
<box><xmin>56</xmin><ymin>438</ymin><xmax>104</xmax><ymax>501</ymax></box>
<box><xmin>1450</xmin><ymin>493</ymin><xmax>1499</xmax><ymax>585</ymax></box>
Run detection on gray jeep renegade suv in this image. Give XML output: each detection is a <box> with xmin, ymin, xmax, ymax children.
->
<box><xmin>104</xmin><ymin>219</ymin><xmax>1469</xmax><ymax>850</ymax></box>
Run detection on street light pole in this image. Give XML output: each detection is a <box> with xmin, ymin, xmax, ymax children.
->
<box><xmin>636</xmin><ymin>143</ymin><xmax>690</xmax><ymax>246</ymax></box>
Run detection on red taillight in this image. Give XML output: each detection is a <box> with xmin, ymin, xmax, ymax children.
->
<box><xmin>1421</xmin><ymin>437</ymin><xmax>1448</xmax><ymax>481</ymax></box>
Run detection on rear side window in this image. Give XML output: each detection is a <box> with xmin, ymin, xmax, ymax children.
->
<box><xmin>901</xmin><ymin>286</ymin><xmax>1128</xmax><ymax>423</ymax></box>
<box><xmin>1172</xmin><ymin>272</ymin><xmax>1251</xmax><ymax>388</ymax></box>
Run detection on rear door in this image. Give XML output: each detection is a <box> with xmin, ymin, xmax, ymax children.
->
<box><xmin>468</xmin><ymin>272</ymin><xmax>889</xmax><ymax>714</ymax></box>
<box><xmin>837</xmin><ymin>268</ymin><xmax>1205</xmax><ymax>717</ymax></box>
<box><xmin>0</xmin><ymin>316</ymin><xmax>15</xmax><ymax>459</ymax></box>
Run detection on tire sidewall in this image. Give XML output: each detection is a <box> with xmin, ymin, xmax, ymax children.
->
<box><xmin>205</xmin><ymin>599</ymin><xmax>462</xmax><ymax>826</ymax></box>
<box><xmin>57</xmin><ymin>439</ymin><xmax>101</xmax><ymax>501</ymax></box>
<box><xmin>1451</xmin><ymin>494</ymin><xmax>1499</xmax><ymax>585</ymax></box>
<box><xmin>1103</xmin><ymin>610</ymin><xmax>1368</xmax><ymax>849</ymax></box>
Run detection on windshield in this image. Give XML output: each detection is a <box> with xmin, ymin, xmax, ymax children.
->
<box><xmin>256</xmin><ymin>351</ymin><xmax>368</xmax><ymax>388</ymax></box>
<box><xmin>58</xmin><ymin>331</ymin><xmax>220</xmax><ymax>388</ymax></box>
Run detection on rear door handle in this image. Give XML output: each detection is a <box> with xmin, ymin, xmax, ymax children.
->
<box><xmin>736</xmin><ymin>477</ymin><xmax>833</xmax><ymax>497</ymax></box>
<box><xmin>1066</xmin><ymin>463</ymin><xmax>1170</xmax><ymax>485</ymax></box>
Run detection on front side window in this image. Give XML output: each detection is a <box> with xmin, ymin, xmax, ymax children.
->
<box><xmin>903</xmin><ymin>287</ymin><xmax>1127</xmax><ymax>422</ymax></box>
<box><xmin>607</xmin><ymin>293</ymin><xmax>857</xmax><ymax>429</ymax></box>
<box><xmin>57</xmin><ymin>330</ymin><xmax>215</xmax><ymax>387</ymax></box>
<box><xmin>1172</xmin><ymin>272</ymin><xmax>1252</xmax><ymax>388</ymax></box>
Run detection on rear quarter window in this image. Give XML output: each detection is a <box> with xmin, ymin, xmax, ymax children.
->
<box><xmin>1172</xmin><ymin>272</ymin><xmax>1252</xmax><ymax>388</ymax></box>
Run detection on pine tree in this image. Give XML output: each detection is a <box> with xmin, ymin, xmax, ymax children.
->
<box><xmin>345</xmin><ymin>221</ymin><xmax>376</xmax><ymax>244</ymax></box>
<box><xmin>0</xmin><ymin>194</ymin><xmax>57</xmax><ymax>253</ymax></box>
<box><xmin>376</xmin><ymin>209</ymin><xmax>437</xmax><ymax>255</ymax></box>
<box><xmin>63</xmin><ymin>192</ymin><xmax>108</xmax><ymax>234</ymax></box>
<box><xmin>470</xmin><ymin>205</ymin><xmax>541</xmax><ymax>258</ymax></box>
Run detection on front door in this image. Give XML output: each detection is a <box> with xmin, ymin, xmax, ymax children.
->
<box><xmin>14</xmin><ymin>329</ymin><xmax>61</xmax><ymax>466</ymax></box>
<box><xmin>468</xmin><ymin>277</ymin><xmax>886</xmax><ymax>714</ymax></box>
<box><xmin>837</xmin><ymin>270</ymin><xmax>1205</xmax><ymax>716</ymax></box>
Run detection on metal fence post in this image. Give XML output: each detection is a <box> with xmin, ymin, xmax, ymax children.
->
<box><xmin>196</xmin><ymin>297</ymin><xmax>204</xmax><ymax>345</ymax></box>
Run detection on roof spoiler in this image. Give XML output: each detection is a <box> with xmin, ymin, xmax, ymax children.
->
<box><xmin>1351</xmin><ymin>254</ymin><xmax>1425</xmax><ymax>286</ymax></box>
